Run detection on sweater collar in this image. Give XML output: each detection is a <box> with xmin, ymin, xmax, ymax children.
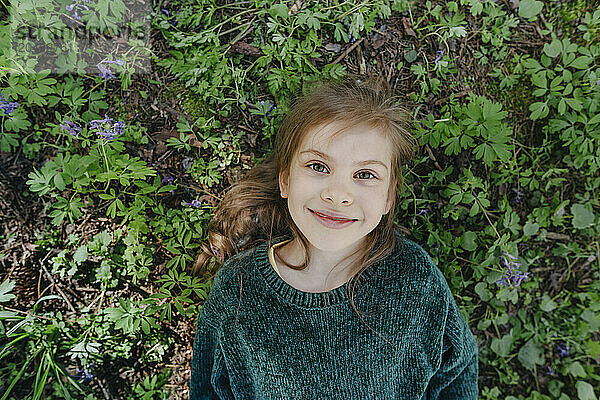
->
<box><xmin>253</xmin><ymin>231</ymin><xmax>403</xmax><ymax>308</ymax></box>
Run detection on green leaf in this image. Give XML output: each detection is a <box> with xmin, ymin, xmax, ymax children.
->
<box><xmin>405</xmin><ymin>49</ymin><xmax>418</xmax><ymax>63</ymax></box>
<box><xmin>0</xmin><ymin>279</ymin><xmax>16</xmax><ymax>303</ymax></box>
<box><xmin>584</xmin><ymin>340</ymin><xmax>600</xmax><ymax>362</ymax></box>
<box><xmin>474</xmin><ymin>282</ymin><xmax>491</xmax><ymax>302</ymax></box>
<box><xmin>523</xmin><ymin>220</ymin><xmax>539</xmax><ymax>236</ymax></box>
<box><xmin>531</xmin><ymin>71</ymin><xmax>547</xmax><ymax>88</ymax></box>
<box><xmin>517</xmin><ymin>339</ymin><xmax>546</xmax><ymax>371</ymax></box>
<box><xmin>581</xmin><ymin>309</ymin><xmax>600</xmax><ymax>331</ymax></box>
<box><xmin>588</xmin><ymin>113</ymin><xmax>600</xmax><ymax>125</ymax></box>
<box><xmin>543</xmin><ymin>39</ymin><xmax>562</xmax><ymax>58</ymax></box>
<box><xmin>565</xmin><ymin>97</ymin><xmax>583</xmax><ymax>112</ymax></box>
<box><xmin>269</xmin><ymin>4</ymin><xmax>288</xmax><ymax>19</ymax></box>
<box><xmin>448</xmin><ymin>26</ymin><xmax>467</xmax><ymax>38</ymax></box>
<box><xmin>569</xmin><ymin>56</ymin><xmax>592</xmax><ymax>70</ymax></box>
<box><xmin>558</xmin><ymin>98</ymin><xmax>566</xmax><ymax>114</ymax></box>
<box><xmin>529</xmin><ymin>101</ymin><xmax>549</xmax><ymax>120</ymax></box>
<box><xmin>73</xmin><ymin>245</ymin><xmax>88</xmax><ymax>265</ymax></box>
<box><xmin>518</xmin><ymin>0</ymin><xmax>543</xmax><ymax>20</ymax></box>
<box><xmin>575</xmin><ymin>381</ymin><xmax>597</xmax><ymax>400</ymax></box>
<box><xmin>571</xmin><ymin>204</ymin><xmax>595</xmax><ymax>229</ymax></box>
<box><xmin>540</xmin><ymin>294</ymin><xmax>557</xmax><ymax>312</ymax></box>
<box><xmin>518</xmin><ymin>339</ymin><xmax>545</xmax><ymax>371</ymax></box>
<box><xmin>491</xmin><ymin>333</ymin><xmax>513</xmax><ymax>357</ymax></box>
<box><xmin>53</xmin><ymin>173</ymin><xmax>66</xmax><ymax>191</ymax></box>
<box><xmin>460</xmin><ymin>231</ymin><xmax>477</xmax><ymax>251</ymax></box>
<box><xmin>568</xmin><ymin>361</ymin><xmax>587</xmax><ymax>378</ymax></box>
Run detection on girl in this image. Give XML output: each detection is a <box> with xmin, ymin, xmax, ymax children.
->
<box><xmin>189</xmin><ymin>76</ymin><xmax>479</xmax><ymax>399</ymax></box>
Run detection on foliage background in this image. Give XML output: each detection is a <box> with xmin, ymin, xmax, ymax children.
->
<box><xmin>0</xmin><ymin>0</ymin><xmax>599</xmax><ymax>399</ymax></box>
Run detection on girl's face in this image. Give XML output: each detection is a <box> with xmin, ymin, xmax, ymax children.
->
<box><xmin>279</xmin><ymin>121</ymin><xmax>394</xmax><ymax>254</ymax></box>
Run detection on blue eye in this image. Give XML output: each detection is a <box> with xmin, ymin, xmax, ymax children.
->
<box><xmin>307</xmin><ymin>162</ymin><xmax>377</xmax><ymax>180</ymax></box>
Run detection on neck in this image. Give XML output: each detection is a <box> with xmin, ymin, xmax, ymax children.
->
<box><xmin>275</xmin><ymin>237</ymin><xmax>362</xmax><ymax>282</ymax></box>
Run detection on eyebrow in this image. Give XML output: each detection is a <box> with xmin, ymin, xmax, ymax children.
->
<box><xmin>300</xmin><ymin>149</ymin><xmax>388</xmax><ymax>171</ymax></box>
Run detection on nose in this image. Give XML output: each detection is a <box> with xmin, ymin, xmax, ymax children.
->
<box><xmin>321</xmin><ymin>175</ymin><xmax>353</xmax><ymax>205</ymax></box>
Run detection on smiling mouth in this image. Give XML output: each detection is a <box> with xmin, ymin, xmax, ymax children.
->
<box><xmin>309</xmin><ymin>209</ymin><xmax>357</xmax><ymax>222</ymax></box>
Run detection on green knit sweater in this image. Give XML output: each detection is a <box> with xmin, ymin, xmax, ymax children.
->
<box><xmin>190</xmin><ymin>231</ymin><xmax>479</xmax><ymax>399</ymax></box>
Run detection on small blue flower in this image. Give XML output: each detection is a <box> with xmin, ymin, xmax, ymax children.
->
<box><xmin>512</xmin><ymin>188</ymin><xmax>523</xmax><ymax>204</ymax></box>
<box><xmin>416</xmin><ymin>208</ymin><xmax>429</xmax><ymax>216</ymax></box>
<box><xmin>259</xmin><ymin>100</ymin><xmax>276</xmax><ymax>117</ymax></box>
<box><xmin>96</xmin><ymin>59</ymin><xmax>124</xmax><ymax>80</ymax></box>
<box><xmin>183</xmin><ymin>200</ymin><xmax>202</xmax><ymax>208</ymax></box>
<box><xmin>89</xmin><ymin>115</ymin><xmax>125</xmax><ymax>141</ymax></box>
<box><xmin>60</xmin><ymin>121</ymin><xmax>82</xmax><ymax>137</ymax></box>
<box><xmin>161</xmin><ymin>8</ymin><xmax>177</xmax><ymax>25</ymax></box>
<box><xmin>434</xmin><ymin>50</ymin><xmax>444</xmax><ymax>65</ymax></box>
<box><xmin>97</xmin><ymin>64</ymin><xmax>115</xmax><ymax>80</ymax></box>
<box><xmin>72</xmin><ymin>364</ymin><xmax>96</xmax><ymax>383</ymax></box>
<box><xmin>0</xmin><ymin>93</ymin><xmax>19</xmax><ymax>115</ymax></box>
<box><xmin>546</xmin><ymin>366</ymin><xmax>553</xmax><ymax>375</ymax></box>
<box><xmin>0</xmin><ymin>101</ymin><xmax>19</xmax><ymax>115</ymax></box>
<box><xmin>556</xmin><ymin>342</ymin><xmax>570</xmax><ymax>357</ymax></box>
<box><xmin>162</xmin><ymin>174</ymin><xmax>174</xmax><ymax>185</ymax></box>
<box><xmin>66</xmin><ymin>0</ymin><xmax>89</xmax><ymax>20</ymax></box>
<box><xmin>496</xmin><ymin>252</ymin><xmax>530</xmax><ymax>288</ymax></box>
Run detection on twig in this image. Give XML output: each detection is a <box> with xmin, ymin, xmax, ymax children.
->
<box><xmin>331</xmin><ymin>38</ymin><xmax>365</xmax><ymax>65</ymax></box>
<box><xmin>472</xmin><ymin>192</ymin><xmax>501</xmax><ymax>239</ymax></box>
<box><xmin>425</xmin><ymin>144</ymin><xmax>442</xmax><ymax>171</ymax></box>
<box><xmin>2</xmin><ymin>306</ymin><xmax>52</xmax><ymax>320</ymax></box>
<box><xmin>38</xmin><ymin>249</ymin><xmax>58</xmax><ymax>299</ymax></box>
<box><xmin>237</xmin><ymin>124</ymin><xmax>258</xmax><ymax>134</ymax></box>
<box><xmin>40</xmin><ymin>264</ymin><xmax>77</xmax><ymax>314</ymax></box>
<box><xmin>96</xmin><ymin>378</ymin><xmax>112</xmax><ymax>400</ymax></box>
<box><xmin>228</xmin><ymin>16</ymin><xmax>257</xmax><ymax>47</ymax></box>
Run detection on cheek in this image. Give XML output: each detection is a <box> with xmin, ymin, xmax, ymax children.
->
<box><xmin>288</xmin><ymin>175</ymin><xmax>315</xmax><ymax>199</ymax></box>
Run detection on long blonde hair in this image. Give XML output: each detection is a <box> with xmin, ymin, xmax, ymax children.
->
<box><xmin>193</xmin><ymin>75</ymin><xmax>418</xmax><ymax>347</ymax></box>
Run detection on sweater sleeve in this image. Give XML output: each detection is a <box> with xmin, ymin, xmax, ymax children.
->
<box><xmin>426</xmin><ymin>291</ymin><xmax>479</xmax><ymax>400</ymax></box>
<box><xmin>189</xmin><ymin>310</ymin><xmax>233</xmax><ymax>400</ymax></box>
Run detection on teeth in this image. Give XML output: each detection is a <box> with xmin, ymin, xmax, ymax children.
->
<box><xmin>318</xmin><ymin>213</ymin><xmax>349</xmax><ymax>221</ymax></box>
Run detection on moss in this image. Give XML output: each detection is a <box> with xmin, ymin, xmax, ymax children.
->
<box><xmin>161</xmin><ymin>82</ymin><xmax>210</xmax><ymax>120</ymax></box>
<box><xmin>545</xmin><ymin>0</ymin><xmax>593</xmax><ymax>45</ymax></box>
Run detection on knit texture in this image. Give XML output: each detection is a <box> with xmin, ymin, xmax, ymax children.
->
<box><xmin>190</xmin><ymin>230</ymin><xmax>479</xmax><ymax>399</ymax></box>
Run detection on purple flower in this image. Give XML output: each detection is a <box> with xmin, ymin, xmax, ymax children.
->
<box><xmin>66</xmin><ymin>0</ymin><xmax>89</xmax><ymax>20</ymax></box>
<box><xmin>546</xmin><ymin>366</ymin><xmax>553</xmax><ymax>375</ymax></box>
<box><xmin>512</xmin><ymin>188</ymin><xmax>523</xmax><ymax>204</ymax></box>
<box><xmin>161</xmin><ymin>8</ymin><xmax>177</xmax><ymax>25</ymax></box>
<box><xmin>162</xmin><ymin>174</ymin><xmax>175</xmax><ymax>185</ymax></box>
<box><xmin>416</xmin><ymin>208</ymin><xmax>429</xmax><ymax>216</ymax></box>
<box><xmin>183</xmin><ymin>200</ymin><xmax>202</xmax><ymax>208</ymax></box>
<box><xmin>89</xmin><ymin>115</ymin><xmax>125</xmax><ymax>141</ymax></box>
<box><xmin>0</xmin><ymin>101</ymin><xmax>19</xmax><ymax>115</ymax></box>
<box><xmin>60</xmin><ymin>121</ymin><xmax>82</xmax><ymax>137</ymax></box>
<box><xmin>96</xmin><ymin>59</ymin><xmax>124</xmax><ymax>80</ymax></box>
<box><xmin>260</xmin><ymin>100</ymin><xmax>275</xmax><ymax>117</ymax></box>
<box><xmin>0</xmin><ymin>93</ymin><xmax>19</xmax><ymax>115</ymax></box>
<box><xmin>496</xmin><ymin>252</ymin><xmax>530</xmax><ymax>288</ymax></box>
<box><xmin>72</xmin><ymin>364</ymin><xmax>95</xmax><ymax>383</ymax></box>
<box><xmin>434</xmin><ymin>50</ymin><xmax>444</xmax><ymax>65</ymax></box>
<box><xmin>97</xmin><ymin>64</ymin><xmax>115</xmax><ymax>80</ymax></box>
<box><xmin>556</xmin><ymin>342</ymin><xmax>570</xmax><ymax>357</ymax></box>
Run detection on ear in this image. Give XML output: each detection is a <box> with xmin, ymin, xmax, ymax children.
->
<box><xmin>279</xmin><ymin>170</ymin><xmax>289</xmax><ymax>199</ymax></box>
